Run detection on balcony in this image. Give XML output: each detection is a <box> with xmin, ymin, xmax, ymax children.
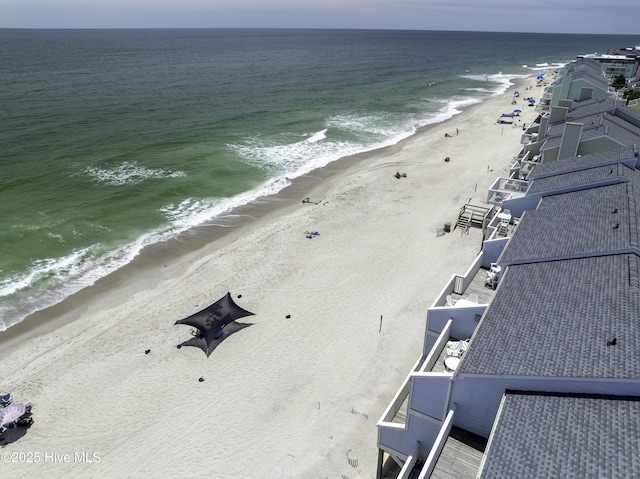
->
<box><xmin>485</xmin><ymin>209</ymin><xmax>520</xmax><ymax>241</ymax></box>
<box><xmin>487</xmin><ymin>177</ymin><xmax>528</xmax><ymax>205</ymax></box>
<box><xmin>394</xmin><ymin>425</ymin><xmax>487</xmax><ymax>479</ymax></box>
<box><xmin>377</xmin><ymin>255</ymin><xmax>496</xmax><ymax>464</ymax></box>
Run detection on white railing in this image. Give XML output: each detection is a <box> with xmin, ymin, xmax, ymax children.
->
<box><xmin>417</xmin><ymin>408</ymin><xmax>457</xmax><ymax>479</ymax></box>
<box><xmin>419</xmin><ymin>320</ymin><xmax>453</xmax><ymax>373</ymax></box>
<box><xmin>396</xmin><ymin>443</ymin><xmax>421</xmax><ymax>479</ymax></box>
<box><xmin>377</xmin><ymin>354</ymin><xmax>424</xmax><ymax>425</ymax></box>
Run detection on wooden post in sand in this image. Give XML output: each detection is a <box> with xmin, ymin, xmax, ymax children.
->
<box><xmin>379</xmin><ymin>315</ymin><xmax>383</xmax><ymax>333</ymax></box>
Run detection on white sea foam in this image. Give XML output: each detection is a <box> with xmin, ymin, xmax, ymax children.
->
<box><xmin>231</xmin><ymin>127</ymin><xmax>360</xmax><ymax>180</ymax></box>
<box><xmin>306</xmin><ymin>129</ymin><xmax>328</xmax><ymax>143</ymax></box>
<box><xmin>459</xmin><ymin>72</ymin><xmax>527</xmax><ymax>97</ymax></box>
<box><xmin>0</xmin><ymin>247</ymin><xmax>96</xmax><ymax>330</ymax></box>
<box><xmin>0</xmin><ymin>226</ymin><xmax>176</xmax><ymax>330</ymax></box>
<box><xmin>462</xmin><ymin>87</ymin><xmax>494</xmax><ymax>93</ymax></box>
<box><xmin>82</xmin><ymin>161</ymin><xmax>186</xmax><ymax>186</ymax></box>
<box><xmin>0</xmin><ymin>76</ymin><xmax>526</xmax><ymax>331</ymax></box>
<box><xmin>526</xmin><ymin>61</ymin><xmax>567</xmax><ymax>71</ymax></box>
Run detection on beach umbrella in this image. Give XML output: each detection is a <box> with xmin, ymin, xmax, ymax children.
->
<box><xmin>175</xmin><ymin>292</ymin><xmax>254</xmax><ymax>356</ymax></box>
<box><xmin>513</xmin><ymin>109</ymin><xmax>522</xmax><ymax>113</ymax></box>
<box><xmin>528</xmin><ymin>98</ymin><xmax>536</xmax><ymax>104</ymax></box>
<box><xmin>0</xmin><ymin>403</ymin><xmax>26</xmax><ymax>427</ymax></box>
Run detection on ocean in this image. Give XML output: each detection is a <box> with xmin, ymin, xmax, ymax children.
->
<box><xmin>1</xmin><ymin>29</ymin><xmax>638</xmax><ymax>331</ymax></box>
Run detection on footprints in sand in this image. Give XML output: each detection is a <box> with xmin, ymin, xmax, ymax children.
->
<box><xmin>346</xmin><ymin>448</ymin><xmax>359</xmax><ymax>468</ymax></box>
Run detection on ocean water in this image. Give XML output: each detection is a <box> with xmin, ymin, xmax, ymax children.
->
<box><xmin>1</xmin><ymin>29</ymin><xmax>638</xmax><ymax>330</ymax></box>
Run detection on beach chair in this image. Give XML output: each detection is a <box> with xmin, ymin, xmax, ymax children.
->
<box><xmin>485</xmin><ymin>272</ymin><xmax>498</xmax><ymax>289</ymax></box>
<box><xmin>0</xmin><ymin>393</ymin><xmax>12</xmax><ymax>408</ymax></box>
<box><xmin>446</xmin><ymin>339</ymin><xmax>469</xmax><ymax>357</ymax></box>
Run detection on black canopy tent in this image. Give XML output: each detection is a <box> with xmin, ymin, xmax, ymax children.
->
<box><xmin>175</xmin><ymin>292</ymin><xmax>254</xmax><ymax>357</ymax></box>
<box><xmin>177</xmin><ymin>321</ymin><xmax>253</xmax><ymax>357</ymax></box>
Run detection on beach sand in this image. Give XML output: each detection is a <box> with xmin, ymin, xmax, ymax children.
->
<box><xmin>0</xmin><ymin>79</ymin><xmax>539</xmax><ymax>478</ymax></box>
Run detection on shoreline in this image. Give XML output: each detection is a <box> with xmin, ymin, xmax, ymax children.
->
<box><xmin>0</xmin><ymin>79</ymin><xmax>526</xmax><ymax>357</ymax></box>
<box><xmin>1</xmin><ymin>76</ymin><xmax>538</xmax><ymax>478</ymax></box>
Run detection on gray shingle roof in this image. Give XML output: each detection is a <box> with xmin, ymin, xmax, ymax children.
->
<box><xmin>499</xmin><ymin>179</ymin><xmax>634</xmax><ymax>264</ymax></box>
<box><xmin>528</xmin><ymin>145</ymin><xmax>637</xmax><ymax>181</ymax></box>
<box><xmin>459</xmin><ymin>254</ymin><xmax>640</xmax><ymax>378</ymax></box>
<box><xmin>565</xmin><ymin>97</ymin><xmax>616</xmax><ymax>123</ymax></box>
<box><xmin>479</xmin><ymin>392</ymin><xmax>640</xmax><ymax>478</ymax></box>
<box><xmin>566</xmin><ymin>69</ymin><xmax>609</xmax><ymax>88</ymax></box>
<box><xmin>541</xmin><ymin>114</ymin><xmax>640</xmax><ymax>156</ymax></box>
<box><xmin>539</xmin><ymin>101</ymin><xmax>640</xmax><ymax>155</ymax></box>
<box><xmin>570</xmin><ymin>58</ymin><xmax>606</xmax><ymax>75</ymax></box>
<box><xmin>526</xmin><ymin>163</ymin><xmax>627</xmax><ymax>196</ymax></box>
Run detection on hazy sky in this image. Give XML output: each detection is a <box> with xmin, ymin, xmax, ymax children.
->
<box><xmin>2</xmin><ymin>0</ymin><xmax>639</xmax><ymax>34</ymax></box>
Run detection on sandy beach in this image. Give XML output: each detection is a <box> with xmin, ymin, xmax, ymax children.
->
<box><xmin>1</xmin><ymin>78</ymin><xmax>539</xmax><ymax>478</ymax></box>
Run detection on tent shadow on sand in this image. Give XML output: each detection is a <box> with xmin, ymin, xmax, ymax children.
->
<box><xmin>0</xmin><ymin>425</ymin><xmax>29</xmax><ymax>447</ymax></box>
<box><xmin>175</xmin><ymin>292</ymin><xmax>255</xmax><ymax>357</ymax></box>
<box><xmin>177</xmin><ymin>321</ymin><xmax>253</xmax><ymax>356</ymax></box>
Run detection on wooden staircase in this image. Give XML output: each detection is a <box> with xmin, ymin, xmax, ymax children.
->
<box><xmin>455</xmin><ymin>204</ymin><xmax>491</xmax><ymax>231</ymax></box>
<box><xmin>456</xmin><ymin>208</ymin><xmax>473</xmax><ymax>230</ymax></box>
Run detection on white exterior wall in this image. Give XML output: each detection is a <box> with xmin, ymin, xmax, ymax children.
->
<box><xmin>425</xmin><ymin>306</ymin><xmax>484</xmax><ymax>354</ymax></box>
<box><xmin>452</xmin><ymin>375</ymin><xmax>640</xmax><ymax>437</ymax></box>
<box><xmin>481</xmin><ymin>238</ymin><xmax>506</xmax><ymax>268</ymax></box>
<box><xmin>381</xmin><ymin>373</ymin><xmax>640</xmax><ymax>461</ymax></box>
<box><xmin>567</xmin><ymin>79</ymin><xmax>607</xmax><ymax>101</ymax></box>
<box><xmin>501</xmin><ymin>195</ymin><xmax>539</xmax><ymax>220</ymax></box>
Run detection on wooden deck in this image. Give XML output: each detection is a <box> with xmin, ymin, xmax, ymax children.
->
<box><xmin>454</xmin><ymin>204</ymin><xmax>492</xmax><ymax>230</ymax></box>
<box><xmin>429</xmin><ymin>427</ymin><xmax>487</xmax><ymax>479</ymax></box>
<box><xmin>451</xmin><ymin>266</ymin><xmax>497</xmax><ymax>305</ymax></box>
<box><xmin>392</xmin><ymin>427</ymin><xmax>486</xmax><ymax>479</ymax></box>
